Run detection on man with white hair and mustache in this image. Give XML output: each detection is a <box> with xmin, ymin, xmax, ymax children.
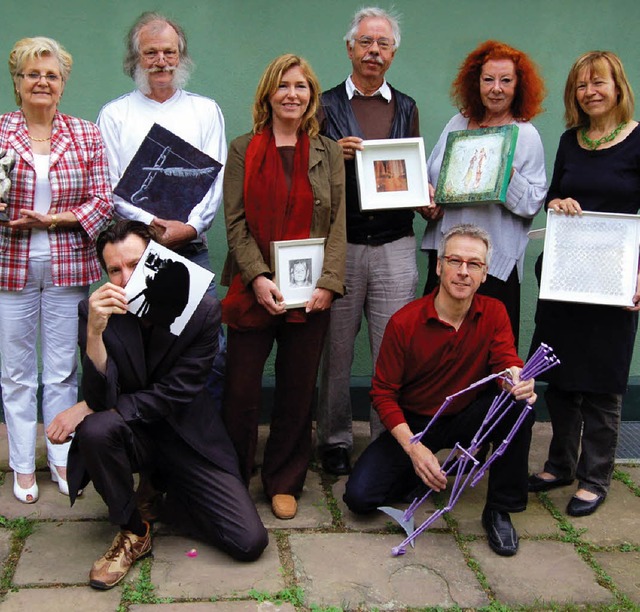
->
<box><xmin>97</xmin><ymin>11</ymin><xmax>226</xmax><ymax>267</ymax></box>
<box><xmin>317</xmin><ymin>7</ymin><xmax>421</xmax><ymax>476</ymax></box>
<box><xmin>96</xmin><ymin>12</ymin><xmax>228</xmax><ymax>519</ymax></box>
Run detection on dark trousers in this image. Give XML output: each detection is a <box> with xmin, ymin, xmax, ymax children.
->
<box><xmin>423</xmin><ymin>249</ymin><xmax>521</xmax><ymax>345</ymax></box>
<box><xmin>223</xmin><ymin>311</ymin><xmax>330</xmax><ymax>498</ymax></box>
<box><xmin>544</xmin><ymin>385</ymin><xmax>622</xmax><ymax>498</ymax></box>
<box><xmin>181</xmin><ymin>245</ymin><xmax>226</xmax><ymax>408</ymax></box>
<box><xmin>344</xmin><ymin>394</ymin><xmax>534</xmax><ymax>514</ymax></box>
<box><xmin>75</xmin><ymin>411</ymin><xmax>268</xmax><ymax>562</ymax></box>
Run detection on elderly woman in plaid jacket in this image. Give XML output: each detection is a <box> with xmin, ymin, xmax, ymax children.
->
<box><xmin>0</xmin><ymin>37</ymin><xmax>113</xmax><ymax>504</ymax></box>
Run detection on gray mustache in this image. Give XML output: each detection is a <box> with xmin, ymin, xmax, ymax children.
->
<box><xmin>362</xmin><ymin>54</ymin><xmax>384</xmax><ymax>65</ymax></box>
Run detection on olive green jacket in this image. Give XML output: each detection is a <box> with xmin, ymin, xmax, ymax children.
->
<box><xmin>221</xmin><ymin>132</ymin><xmax>346</xmax><ymax>296</ymax></box>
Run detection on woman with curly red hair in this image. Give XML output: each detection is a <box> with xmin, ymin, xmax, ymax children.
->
<box><xmin>421</xmin><ymin>40</ymin><xmax>547</xmax><ymax>344</ymax></box>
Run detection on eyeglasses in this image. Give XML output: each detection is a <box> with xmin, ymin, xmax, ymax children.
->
<box><xmin>441</xmin><ymin>256</ymin><xmax>486</xmax><ymax>272</ymax></box>
<box><xmin>141</xmin><ymin>50</ymin><xmax>179</xmax><ymax>61</ymax></box>
<box><xmin>353</xmin><ymin>36</ymin><xmax>395</xmax><ymax>51</ymax></box>
<box><xmin>17</xmin><ymin>72</ymin><xmax>61</xmax><ymax>83</ymax></box>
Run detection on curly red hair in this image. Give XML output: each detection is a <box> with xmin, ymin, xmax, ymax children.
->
<box><xmin>451</xmin><ymin>40</ymin><xmax>546</xmax><ymax>122</ymax></box>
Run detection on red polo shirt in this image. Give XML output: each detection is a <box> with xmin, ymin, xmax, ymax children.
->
<box><xmin>372</xmin><ymin>290</ymin><xmax>523</xmax><ymax>432</ymax></box>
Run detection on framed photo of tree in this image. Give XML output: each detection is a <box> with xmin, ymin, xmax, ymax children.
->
<box><xmin>355</xmin><ymin>137</ymin><xmax>429</xmax><ymax>210</ymax></box>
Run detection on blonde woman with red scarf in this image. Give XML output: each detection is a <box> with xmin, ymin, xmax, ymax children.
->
<box><xmin>221</xmin><ymin>54</ymin><xmax>346</xmax><ymax>520</ymax></box>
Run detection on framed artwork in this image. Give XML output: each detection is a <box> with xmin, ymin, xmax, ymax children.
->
<box><xmin>271</xmin><ymin>238</ymin><xmax>325</xmax><ymax>309</ymax></box>
<box><xmin>434</xmin><ymin>125</ymin><xmax>519</xmax><ymax>206</ymax></box>
<box><xmin>124</xmin><ymin>240</ymin><xmax>214</xmax><ymax>335</ymax></box>
<box><xmin>355</xmin><ymin>137</ymin><xmax>429</xmax><ymax>210</ymax></box>
<box><xmin>114</xmin><ymin>123</ymin><xmax>223</xmax><ymax>222</ymax></box>
<box><xmin>539</xmin><ymin>210</ymin><xmax>640</xmax><ymax>306</ymax></box>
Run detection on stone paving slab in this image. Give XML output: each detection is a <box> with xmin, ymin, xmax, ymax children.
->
<box><xmin>13</xmin><ymin>521</ymin><xmax>122</xmax><ymax>585</ymax></box>
<box><xmin>527</xmin><ymin>421</ymin><xmax>552</xmax><ymax>471</ymax></box>
<box><xmin>0</xmin><ymin>478</ymin><xmax>107</xmax><ymax>521</ymax></box>
<box><xmin>619</xmin><ymin>464</ymin><xmax>640</xmax><ymax>486</ymax></box>
<box><xmin>593</xmin><ymin>550</ymin><xmax>640</xmax><ymax>605</ymax></box>
<box><xmin>546</xmin><ymin>480</ymin><xmax>640</xmax><ymax>546</ymax></box>
<box><xmin>469</xmin><ymin>539</ymin><xmax>614</xmax><ymax>607</ymax></box>
<box><xmin>151</xmin><ymin>535</ymin><xmax>283</xmax><ymax>600</ymax></box>
<box><xmin>250</xmin><ymin>471</ymin><xmax>331</xmax><ymax>529</ymax></box>
<box><xmin>332</xmin><ymin>476</ymin><xmax>448</xmax><ymax>533</ymax></box>
<box><xmin>131</xmin><ymin>603</ymin><xmax>296</xmax><ymax>611</ymax></box>
<box><xmin>0</xmin><ymin>529</ymin><xmax>11</xmax><ymax>566</ymax></box>
<box><xmin>446</xmin><ymin>475</ymin><xmax>561</xmax><ymax>539</ymax></box>
<box><xmin>0</xmin><ymin>585</ymin><xmax>122</xmax><ymax>611</ymax></box>
<box><xmin>289</xmin><ymin>532</ymin><xmax>489</xmax><ymax>610</ymax></box>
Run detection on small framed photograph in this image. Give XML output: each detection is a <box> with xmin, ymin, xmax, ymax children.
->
<box><xmin>539</xmin><ymin>210</ymin><xmax>640</xmax><ymax>306</ymax></box>
<box><xmin>271</xmin><ymin>238</ymin><xmax>325</xmax><ymax>309</ymax></box>
<box><xmin>355</xmin><ymin>137</ymin><xmax>429</xmax><ymax>210</ymax></box>
<box><xmin>124</xmin><ymin>240</ymin><xmax>214</xmax><ymax>335</ymax></box>
<box><xmin>434</xmin><ymin>125</ymin><xmax>519</xmax><ymax>206</ymax></box>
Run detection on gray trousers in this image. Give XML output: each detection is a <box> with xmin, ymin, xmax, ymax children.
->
<box><xmin>317</xmin><ymin>235</ymin><xmax>418</xmax><ymax>450</ymax></box>
<box><xmin>543</xmin><ymin>385</ymin><xmax>622</xmax><ymax>498</ymax></box>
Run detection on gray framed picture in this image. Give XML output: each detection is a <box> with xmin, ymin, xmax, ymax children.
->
<box><xmin>271</xmin><ymin>238</ymin><xmax>325</xmax><ymax>309</ymax></box>
<box><xmin>539</xmin><ymin>210</ymin><xmax>640</xmax><ymax>306</ymax></box>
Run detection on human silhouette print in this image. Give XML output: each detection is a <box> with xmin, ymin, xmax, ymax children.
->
<box><xmin>128</xmin><ymin>252</ymin><xmax>190</xmax><ymax>329</ymax></box>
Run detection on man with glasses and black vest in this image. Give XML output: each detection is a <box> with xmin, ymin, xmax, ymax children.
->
<box><xmin>317</xmin><ymin>6</ymin><xmax>420</xmax><ymax>476</ymax></box>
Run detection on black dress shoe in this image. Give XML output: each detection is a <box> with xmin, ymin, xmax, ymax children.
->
<box><xmin>528</xmin><ymin>473</ymin><xmax>574</xmax><ymax>493</ymax></box>
<box><xmin>482</xmin><ymin>507</ymin><xmax>519</xmax><ymax>556</ymax></box>
<box><xmin>566</xmin><ymin>494</ymin><xmax>605</xmax><ymax>517</ymax></box>
<box><xmin>322</xmin><ymin>447</ymin><xmax>351</xmax><ymax>475</ymax></box>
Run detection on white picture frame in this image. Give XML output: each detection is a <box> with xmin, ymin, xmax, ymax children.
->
<box><xmin>355</xmin><ymin>137</ymin><xmax>429</xmax><ymax>210</ymax></box>
<box><xmin>271</xmin><ymin>237</ymin><xmax>326</xmax><ymax>309</ymax></box>
<box><xmin>539</xmin><ymin>210</ymin><xmax>640</xmax><ymax>307</ymax></box>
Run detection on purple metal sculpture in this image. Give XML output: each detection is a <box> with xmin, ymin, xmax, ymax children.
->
<box><xmin>379</xmin><ymin>344</ymin><xmax>559</xmax><ymax>556</ymax></box>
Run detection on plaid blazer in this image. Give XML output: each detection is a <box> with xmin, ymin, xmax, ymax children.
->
<box><xmin>0</xmin><ymin>111</ymin><xmax>113</xmax><ymax>290</ymax></box>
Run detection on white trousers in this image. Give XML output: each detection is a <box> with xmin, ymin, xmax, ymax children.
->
<box><xmin>0</xmin><ymin>260</ymin><xmax>87</xmax><ymax>473</ymax></box>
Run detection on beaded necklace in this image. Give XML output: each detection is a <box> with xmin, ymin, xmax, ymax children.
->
<box><xmin>580</xmin><ymin>122</ymin><xmax>627</xmax><ymax>150</ymax></box>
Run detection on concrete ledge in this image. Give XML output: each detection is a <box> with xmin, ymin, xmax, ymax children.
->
<box><xmin>3</xmin><ymin>376</ymin><xmax>639</xmax><ymax>424</ymax></box>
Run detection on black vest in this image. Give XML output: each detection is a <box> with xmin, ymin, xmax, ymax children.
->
<box><xmin>321</xmin><ymin>82</ymin><xmax>417</xmax><ymax>244</ymax></box>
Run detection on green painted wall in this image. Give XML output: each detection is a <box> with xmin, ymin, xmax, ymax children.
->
<box><xmin>3</xmin><ymin>0</ymin><xmax>640</xmax><ymax>378</ymax></box>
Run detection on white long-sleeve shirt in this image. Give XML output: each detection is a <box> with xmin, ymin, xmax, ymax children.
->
<box><xmin>97</xmin><ymin>88</ymin><xmax>227</xmax><ymax>237</ymax></box>
<box><xmin>422</xmin><ymin>113</ymin><xmax>547</xmax><ymax>281</ymax></box>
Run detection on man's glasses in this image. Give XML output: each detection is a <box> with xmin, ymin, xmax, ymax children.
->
<box><xmin>441</xmin><ymin>256</ymin><xmax>486</xmax><ymax>273</ymax></box>
<box><xmin>17</xmin><ymin>73</ymin><xmax>61</xmax><ymax>83</ymax></box>
<box><xmin>353</xmin><ymin>36</ymin><xmax>394</xmax><ymax>51</ymax></box>
<box><xmin>141</xmin><ymin>50</ymin><xmax>178</xmax><ymax>61</ymax></box>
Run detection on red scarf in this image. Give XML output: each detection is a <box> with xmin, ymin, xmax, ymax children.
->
<box><xmin>223</xmin><ymin>127</ymin><xmax>314</xmax><ymax>330</ymax></box>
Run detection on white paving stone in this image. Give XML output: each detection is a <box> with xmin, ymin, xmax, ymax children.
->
<box><xmin>289</xmin><ymin>532</ymin><xmax>488</xmax><ymax>610</ymax></box>
<box><xmin>152</xmin><ymin>535</ymin><xmax>283</xmax><ymax>600</ymax></box>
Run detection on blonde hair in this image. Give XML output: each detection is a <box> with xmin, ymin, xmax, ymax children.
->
<box><xmin>564</xmin><ymin>51</ymin><xmax>634</xmax><ymax>128</ymax></box>
<box><xmin>9</xmin><ymin>37</ymin><xmax>72</xmax><ymax>106</ymax></box>
<box><xmin>252</xmin><ymin>54</ymin><xmax>320</xmax><ymax>137</ymax></box>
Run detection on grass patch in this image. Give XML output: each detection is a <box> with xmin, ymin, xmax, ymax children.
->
<box><xmin>0</xmin><ymin>516</ymin><xmax>35</xmax><ymax>594</ymax></box>
<box><xmin>248</xmin><ymin>585</ymin><xmax>305</xmax><ymax>607</ymax></box>
<box><xmin>613</xmin><ymin>468</ymin><xmax>640</xmax><ymax>497</ymax></box>
<box><xmin>535</xmin><ymin>492</ymin><xmax>637</xmax><ymax>610</ymax></box>
<box><xmin>272</xmin><ymin>529</ymin><xmax>298</xmax><ymax>591</ymax></box>
<box><xmin>119</xmin><ymin>556</ymin><xmax>173</xmax><ymax>607</ymax></box>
